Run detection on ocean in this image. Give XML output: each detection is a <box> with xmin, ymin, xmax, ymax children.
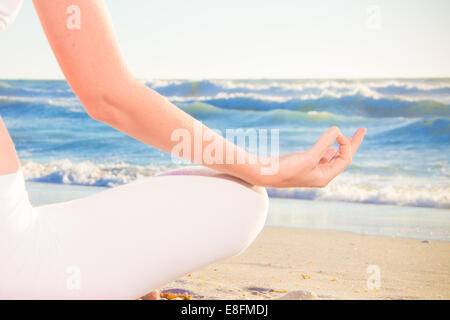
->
<box><xmin>1</xmin><ymin>78</ymin><xmax>449</xmax><ymax>207</ymax></box>
<box><xmin>2</xmin><ymin>78</ymin><xmax>449</xmax><ymax>240</ymax></box>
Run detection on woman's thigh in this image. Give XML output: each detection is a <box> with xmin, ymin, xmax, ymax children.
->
<box><xmin>30</xmin><ymin>173</ymin><xmax>268</xmax><ymax>299</ymax></box>
<box><xmin>0</xmin><ymin>115</ymin><xmax>20</xmax><ymax>175</ymax></box>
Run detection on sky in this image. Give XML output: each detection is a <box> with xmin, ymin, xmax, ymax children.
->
<box><xmin>1</xmin><ymin>0</ymin><xmax>449</xmax><ymax>79</ymax></box>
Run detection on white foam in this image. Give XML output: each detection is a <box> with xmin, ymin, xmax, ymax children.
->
<box><xmin>19</xmin><ymin>160</ymin><xmax>450</xmax><ymax>208</ymax></box>
<box><xmin>20</xmin><ymin>159</ymin><xmax>172</xmax><ymax>187</ymax></box>
<box><xmin>269</xmin><ymin>172</ymin><xmax>450</xmax><ymax>209</ymax></box>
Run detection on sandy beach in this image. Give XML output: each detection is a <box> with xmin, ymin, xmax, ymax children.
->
<box><xmin>26</xmin><ymin>182</ymin><xmax>450</xmax><ymax>300</ymax></box>
<box><xmin>160</xmin><ymin>226</ymin><xmax>450</xmax><ymax>300</ymax></box>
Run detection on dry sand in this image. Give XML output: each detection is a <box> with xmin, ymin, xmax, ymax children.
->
<box><xmin>160</xmin><ymin>227</ymin><xmax>450</xmax><ymax>300</ymax></box>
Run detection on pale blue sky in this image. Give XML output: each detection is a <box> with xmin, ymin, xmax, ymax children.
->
<box><xmin>1</xmin><ymin>0</ymin><xmax>449</xmax><ymax>79</ymax></box>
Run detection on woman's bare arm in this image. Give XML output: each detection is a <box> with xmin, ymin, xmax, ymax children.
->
<box><xmin>0</xmin><ymin>116</ymin><xmax>20</xmax><ymax>175</ymax></box>
<box><xmin>32</xmin><ymin>0</ymin><xmax>365</xmax><ymax>187</ymax></box>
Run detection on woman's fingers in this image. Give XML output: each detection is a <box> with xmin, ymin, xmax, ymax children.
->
<box><xmin>319</xmin><ymin>148</ymin><xmax>336</xmax><ymax>164</ymax></box>
<box><xmin>327</xmin><ymin>128</ymin><xmax>367</xmax><ymax>161</ymax></box>
<box><xmin>335</xmin><ymin>134</ymin><xmax>352</xmax><ymax>165</ymax></box>
<box><xmin>317</xmin><ymin>128</ymin><xmax>366</xmax><ymax>185</ymax></box>
<box><xmin>350</xmin><ymin>128</ymin><xmax>366</xmax><ymax>156</ymax></box>
<box><xmin>310</xmin><ymin>126</ymin><xmax>342</xmax><ymax>161</ymax></box>
<box><xmin>318</xmin><ymin>135</ymin><xmax>352</xmax><ymax>183</ymax></box>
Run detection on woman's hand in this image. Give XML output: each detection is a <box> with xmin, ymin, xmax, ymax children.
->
<box><xmin>254</xmin><ymin>127</ymin><xmax>366</xmax><ymax>188</ymax></box>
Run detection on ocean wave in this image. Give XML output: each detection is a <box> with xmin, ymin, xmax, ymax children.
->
<box><xmin>3</xmin><ymin>78</ymin><xmax>450</xmax><ymax>101</ymax></box>
<box><xmin>0</xmin><ymin>96</ymin><xmax>85</xmax><ymax>115</ymax></box>
<box><xmin>267</xmin><ymin>186</ymin><xmax>449</xmax><ymax>209</ymax></box>
<box><xmin>0</xmin><ymin>81</ymin><xmax>12</xmax><ymax>89</ymax></box>
<box><xmin>182</xmin><ymin>95</ymin><xmax>449</xmax><ymax>118</ymax></box>
<box><xmin>177</xmin><ymin>102</ymin><xmax>367</xmax><ymax>128</ymax></box>
<box><xmin>2</xmin><ymin>79</ymin><xmax>449</xmax><ymax>119</ymax></box>
<box><xmin>375</xmin><ymin>117</ymin><xmax>450</xmax><ymax>144</ymax></box>
<box><xmin>21</xmin><ymin>159</ymin><xmax>172</xmax><ymax>187</ymax></box>
<box><xmin>0</xmin><ymin>81</ymin><xmax>74</xmax><ymax>100</ymax></box>
<box><xmin>147</xmin><ymin>78</ymin><xmax>450</xmax><ymax>94</ymax></box>
<box><xmin>162</xmin><ymin>89</ymin><xmax>450</xmax><ymax>107</ymax></box>
<box><xmin>3</xmin><ymin>91</ymin><xmax>448</xmax><ymax>119</ymax></box>
<box><xmin>20</xmin><ymin>160</ymin><xmax>449</xmax><ymax>209</ymax></box>
<box><xmin>178</xmin><ymin>102</ymin><xmax>227</xmax><ymax>116</ymax></box>
<box><xmin>268</xmin><ymin>172</ymin><xmax>450</xmax><ymax>209</ymax></box>
<box><xmin>146</xmin><ymin>79</ymin><xmax>450</xmax><ymax>103</ymax></box>
<box><xmin>0</xmin><ymin>95</ymin><xmax>82</xmax><ymax>107</ymax></box>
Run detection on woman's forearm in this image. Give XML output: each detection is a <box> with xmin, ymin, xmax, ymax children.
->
<box><xmin>95</xmin><ymin>78</ymin><xmax>263</xmax><ymax>184</ymax></box>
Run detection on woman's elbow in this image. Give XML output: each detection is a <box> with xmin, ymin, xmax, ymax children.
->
<box><xmin>75</xmin><ymin>76</ymin><xmax>138</xmax><ymax>125</ymax></box>
<box><xmin>80</xmin><ymin>92</ymin><xmax>117</xmax><ymax>124</ymax></box>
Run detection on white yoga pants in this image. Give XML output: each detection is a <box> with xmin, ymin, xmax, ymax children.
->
<box><xmin>0</xmin><ymin>167</ymin><xmax>268</xmax><ymax>299</ymax></box>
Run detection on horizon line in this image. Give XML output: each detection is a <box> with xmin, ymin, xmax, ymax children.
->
<box><xmin>1</xmin><ymin>76</ymin><xmax>450</xmax><ymax>81</ymax></box>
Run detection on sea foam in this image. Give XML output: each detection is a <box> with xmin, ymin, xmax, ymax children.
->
<box><xmin>20</xmin><ymin>160</ymin><xmax>450</xmax><ymax>209</ymax></box>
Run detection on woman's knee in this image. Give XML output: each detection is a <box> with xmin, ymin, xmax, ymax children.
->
<box><xmin>155</xmin><ymin>167</ymin><xmax>269</xmax><ymax>258</ymax></box>
<box><xmin>225</xmin><ymin>186</ymin><xmax>269</xmax><ymax>257</ymax></box>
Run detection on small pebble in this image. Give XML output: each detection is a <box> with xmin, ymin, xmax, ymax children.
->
<box><xmin>278</xmin><ymin>290</ymin><xmax>318</xmax><ymax>300</ymax></box>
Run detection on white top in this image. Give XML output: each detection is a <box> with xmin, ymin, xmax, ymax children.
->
<box><xmin>0</xmin><ymin>0</ymin><xmax>23</xmax><ymax>31</ymax></box>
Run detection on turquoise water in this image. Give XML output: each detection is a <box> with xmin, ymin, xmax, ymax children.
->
<box><xmin>1</xmin><ymin>79</ymin><xmax>449</xmax><ymax>209</ymax></box>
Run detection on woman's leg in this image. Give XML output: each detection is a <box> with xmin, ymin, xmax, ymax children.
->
<box><xmin>0</xmin><ymin>115</ymin><xmax>20</xmax><ymax>175</ymax></box>
<box><xmin>1</xmin><ymin>168</ymin><xmax>268</xmax><ymax>299</ymax></box>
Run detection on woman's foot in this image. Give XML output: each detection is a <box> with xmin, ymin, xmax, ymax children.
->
<box><xmin>141</xmin><ymin>290</ymin><xmax>160</xmax><ymax>300</ymax></box>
